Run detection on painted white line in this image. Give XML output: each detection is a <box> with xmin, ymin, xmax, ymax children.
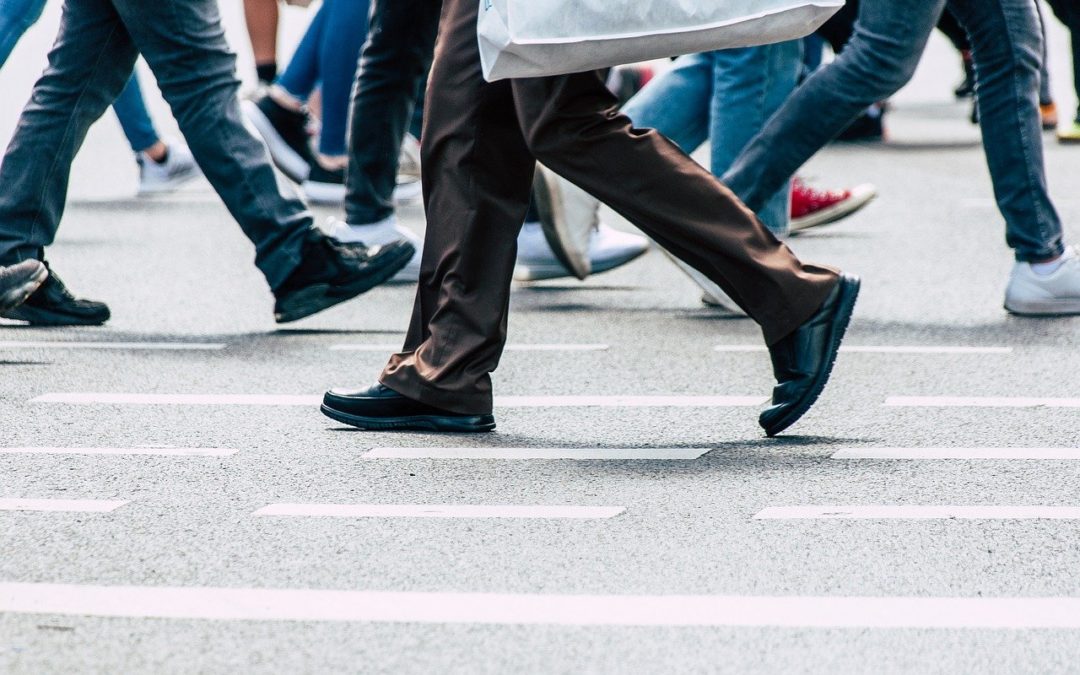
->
<box><xmin>5</xmin><ymin>583</ymin><xmax>1080</xmax><ymax>627</ymax></box>
<box><xmin>33</xmin><ymin>393</ymin><xmax>766</xmax><ymax>408</ymax></box>
<box><xmin>886</xmin><ymin>397</ymin><xmax>1080</xmax><ymax>408</ymax></box>
<box><xmin>961</xmin><ymin>197</ymin><xmax>1080</xmax><ymax>209</ymax></box>
<box><xmin>714</xmin><ymin>345</ymin><xmax>1011</xmax><ymax>355</ymax></box>
<box><xmin>0</xmin><ymin>341</ymin><xmax>226</xmax><ymax>351</ymax></box>
<box><xmin>0</xmin><ymin>499</ymin><xmax>128</xmax><ymax>513</ymax></box>
<box><xmin>832</xmin><ymin>448</ymin><xmax>1080</xmax><ymax>460</ymax></box>
<box><xmin>365</xmin><ymin>447</ymin><xmax>710</xmax><ymax>460</ymax></box>
<box><xmin>253</xmin><ymin>504</ymin><xmax>624</xmax><ymax>519</ymax></box>
<box><xmin>331</xmin><ymin>344</ymin><xmax>609</xmax><ymax>352</ymax></box>
<box><xmin>0</xmin><ymin>447</ymin><xmax>237</xmax><ymax>457</ymax></box>
<box><xmin>754</xmin><ymin>506</ymin><xmax>1080</xmax><ymax>520</ymax></box>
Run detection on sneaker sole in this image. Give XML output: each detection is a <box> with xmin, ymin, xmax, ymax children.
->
<box><xmin>760</xmin><ymin>275</ymin><xmax>860</xmax><ymax>437</ymax></box>
<box><xmin>320</xmin><ymin>403</ymin><xmax>496</xmax><ymax>432</ymax></box>
<box><xmin>1004</xmin><ymin>298</ymin><xmax>1080</xmax><ymax>316</ymax></box>
<box><xmin>790</xmin><ymin>185</ymin><xmax>877</xmax><ymax>233</ymax></box>
<box><xmin>274</xmin><ymin>244</ymin><xmax>414</xmax><ymax>324</ymax></box>
<box><xmin>1</xmin><ymin>303</ymin><xmax>110</xmax><ymax>326</ymax></box>
<box><xmin>532</xmin><ymin>168</ymin><xmax>592</xmax><ymax>280</ymax></box>
<box><xmin>241</xmin><ymin>100</ymin><xmax>311</xmax><ymax>183</ymax></box>
<box><xmin>514</xmin><ymin>245</ymin><xmax>648</xmax><ymax>282</ymax></box>
<box><xmin>137</xmin><ymin>165</ymin><xmax>202</xmax><ymax>196</ymax></box>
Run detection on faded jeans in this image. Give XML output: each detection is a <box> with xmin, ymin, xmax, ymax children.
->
<box><xmin>723</xmin><ymin>0</ymin><xmax>1064</xmax><ymax>263</ymax></box>
<box><xmin>621</xmin><ymin>43</ymin><xmax>802</xmax><ymax>236</ymax></box>
<box><xmin>0</xmin><ymin>0</ymin><xmax>312</xmax><ymax>289</ymax></box>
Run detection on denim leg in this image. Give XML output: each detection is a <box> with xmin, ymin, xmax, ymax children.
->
<box><xmin>315</xmin><ymin>0</ymin><xmax>370</xmax><ymax>156</ymax></box>
<box><xmin>111</xmin><ymin>73</ymin><xmax>159</xmax><ymax>153</ymax></box>
<box><xmin>620</xmin><ymin>53</ymin><xmax>712</xmax><ymax>152</ymax></box>
<box><xmin>1036</xmin><ymin>0</ymin><xmax>1053</xmax><ymax>105</ymax></box>
<box><xmin>1045</xmin><ymin>0</ymin><xmax>1080</xmax><ymax>121</ymax></box>
<box><xmin>0</xmin><ymin>0</ymin><xmax>45</xmax><ymax>65</ymax></box>
<box><xmin>112</xmin><ymin>0</ymin><xmax>312</xmax><ymax>290</ymax></box>
<box><xmin>276</xmin><ymin>1</ymin><xmax>325</xmax><ymax>101</ymax></box>
<box><xmin>949</xmin><ymin>0</ymin><xmax>1064</xmax><ymax>261</ymax></box>
<box><xmin>0</xmin><ymin>0</ymin><xmax>137</xmax><ymax>265</ymax></box>
<box><xmin>709</xmin><ymin>43</ymin><xmax>801</xmax><ymax>236</ymax></box>
<box><xmin>722</xmin><ymin>0</ymin><xmax>943</xmax><ymax>212</ymax></box>
<box><xmin>343</xmin><ymin>0</ymin><xmax>441</xmax><ymax>225</ymax></box>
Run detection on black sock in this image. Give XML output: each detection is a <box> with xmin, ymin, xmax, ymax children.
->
<box><xmin>256</xmin><ymin>62</ymin><xmax>277</xmax><ymax>85</ymax></box>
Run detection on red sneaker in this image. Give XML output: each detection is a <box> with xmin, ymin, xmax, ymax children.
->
<box><xmin>790</xmin><ymin>178</ymin><xmax>877</xmax><ymax>233</ymax></box>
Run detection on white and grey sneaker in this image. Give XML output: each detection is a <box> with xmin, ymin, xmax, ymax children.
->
<box><xmin>1005</xmin><ymin>246</ymin><xmax>1080</xmax><ymax>316</ymax></box>
<box><xmin>531</xmin><ymin>164</ymin><xmax>599</xmax><ymax>280</ymax></box>
<box><xmin>136</xmin><ymin>139</ymin><xmax>200</xmax><ymax>195</ymax></box>
<box><xmin>321</xmin><ymin>217</ymin><xmax>422</xmax><ymax>283</ymax></box>
<box><xmin>514</xmin><ymin>221</ymin><xmax>649</xmax><ymax>282</ymax></box>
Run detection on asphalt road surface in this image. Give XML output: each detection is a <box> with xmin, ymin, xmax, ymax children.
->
<box><xmin>1</xmin><ymin>5</ymin><xmax>1079</xmax><ymax>674</ymax></box>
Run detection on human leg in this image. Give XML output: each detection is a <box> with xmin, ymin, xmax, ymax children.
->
<box><xmin>0</xmin><ymin>0</ymin><xmax>45</xmax><ymax>65</ymax></box>
<box><xmin>722</xmin><ymin>0</ymin><xmax>944</xmax><ymax>212</ymax></box>
<box><xmin>313</xmin><ymin>0</ymin><xmax>369</xmax><ymax>157</ymax></box>
<box><xmin>949</xmin><ymin>0</ymin><xmax>1064</xmax><ymax>263</ymax></box>
<box><xmin>243</xmin><ymin>0</ymin><xmax>279</xmax><ymax>83</ymax></box>
<box><xmin>111</xmin><ymin>73</ymin><xmax>159</xmax><ymax>153</ymax></box>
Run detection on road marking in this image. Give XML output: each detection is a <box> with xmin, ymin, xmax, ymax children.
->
<box><xmin>832</xmin><ymin>448</ymin><xmax>1080</xmax><ymax>460</ymax></box>
<box><xmin>0</xmin><ymin>447</ymin><xmax>237</xmax><ymax>457</ymax></box>
<box><xmin>0</xmin><ymin>499</ymin><xmax>128</xmax><ymax>513</ymax></box>
<box><xmin>33</xmin><ymin>393</ymin><xmax>766</xmax><ymax>407</ymax></box>
<box><xmin>330</xmin><ymin>344</ymin><xmax>610</xmax><ymax>352</ymax></box>
<box><xmin>253</xmin><ymin>504</ymin><xmax>625</xmax><ymax>519</ymax></box>
<box><xmin>365</xmin><ymin>447</ymin><xmax>710</xmax><ymax>460</ymax></box>
<box><xmin>886</xmin><ymin>397</ymin><xmax>1080</xmax><ymax>408</ymax></box>
<box><xmin>0</xmin><ymin>341</ymin><xmax>226</xmax><ymax>351</ymax></box>
<box><xmin>754</xmin><ymin>506</ymin><xmax>1080</xmax><ymax>520</ymax></box>
<box><xmin>5</xmin><ymin>583</ymin><xmax>1080</xmax><ymax>627</ymax></box>
<box><xmin>714</xmin><ymin>345</ymin><xmax>1011</xmax><ymax>355</ymax></box>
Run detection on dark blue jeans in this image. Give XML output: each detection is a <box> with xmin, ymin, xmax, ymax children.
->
<box><xmin>723</xmin><ymin>0</ymin><xmax>1064</xmax><ymax>263</ymax></box>
<box><xmin>0</xmin><ymin>0</ymin><xmax>311</xmax><ymax>289</ymax></box>
<box><xmin>344</xmin><ymin>0</ymin><xmax>440</xmax><ymax>225</ymax></box>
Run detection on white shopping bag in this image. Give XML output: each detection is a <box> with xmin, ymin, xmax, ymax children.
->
<box><xmin>478</xmin><ymin>0</ymin><xmax>844</xmax><ymax>82</ymax></box>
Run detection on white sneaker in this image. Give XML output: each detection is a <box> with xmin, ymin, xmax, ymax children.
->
<box><xmin>1005</xmin><ymin>246</ymin><xmax>1080</xmax><ymax>315</ymax></box>
<box><xmin>514</xmin><ymin>221</ymin><xmax>649</xmax><ymax>282</ymax></box>
<box><xmin>137</xmin><ymin>139</ymin><xmax>200</xmax><ymax>195</ymax></box>
<box><xmin>321</xmin><ymin>217</ymin><xmax>423</xmax><ymax>283</ymax></box>
<box><xmin>531</xmin><ymin>164</ymin><xmax>599</xmax><ymax>279</ymax></box>
<box><xmin>660</xmin><ymin>249</ymin><xmax>748</xmax><ymax>317</ymax></box>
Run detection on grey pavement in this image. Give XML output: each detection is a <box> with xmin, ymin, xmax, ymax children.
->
<box><xmin>1</xmin><ymin>5</ymin><xmax>1080</xmax><ymax>674</ymax></box>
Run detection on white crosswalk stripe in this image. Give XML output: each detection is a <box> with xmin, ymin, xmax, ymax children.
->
<box><xmin>832</xmin><ymin>448</ymin><xmax>1080</xmax><ymax>459</ymax></box>
<box><xmin>364</xmin><ymin>447</ymin><xmax>710</xmax><ymax>459</ymax></box>
<box><xmin>253</xmin><ymin>504</ymin><xmax>625</xmax><ymax>519</ymax></box>
<box><xmin>0</xmin><ymin>499</ymin><xmax>128</xmax><ymax>513</ymax></box>
<box><xmin>754</xmin><ymin>506</ymin><xmax>1080</xmax><ymax>520</ymax></box>
<box><xmin>0</xmin><ymin>447</ymin><xmax>237</xmax><ymax>456</ymax></box>
<box><xmin>32</xmin><ymin>393</ymin><xmax>767</xmax><ymax>407</ymax></box>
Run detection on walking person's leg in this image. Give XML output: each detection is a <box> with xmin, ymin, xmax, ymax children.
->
<box><xmin>0</xmin><ymin>0</ymin><xmax>45</xmax><ymax>65</ymax></box>
<box><xmin>722</xmin><ymin>0</ymin><xmax>945</xmax><ymax>212</ymax></box>
<box><xmin>323</xmin><ymin>0</ymin><xmax>859</xmax><ymax>437</ymax></box>
<box><xmin>0</xmin><ymin>0</ymin><xmax>137</xmax><ymax>326</ymax></box>
<box><xmin>1045</xmin><ymin>0</ymin><xmax>1080</xmax><ymax>139</ymax></box>
<box><xmin>111</xmin><ymin>72</ymin><xmax>201</xmax><ymax>195</ymax></box>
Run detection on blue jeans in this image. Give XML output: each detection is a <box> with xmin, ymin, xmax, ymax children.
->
<box><xmin>277</xmin><ymin>0</ymin><xmax>370</xmax><ymax>156</ymax></box>
<box><xmin>723</xmin><ymin>0</ymin><xmax>1064</xmax><ymax>263</ymax></box>
<box><xmin>1</xmin><ymin>0</ymin><xmax>160</xmax><ymax>155</ymax></box>
<box><xmin>621</xmin><ymin>44</ymin><xmax>801</xmax><ymax>236</ymax></box>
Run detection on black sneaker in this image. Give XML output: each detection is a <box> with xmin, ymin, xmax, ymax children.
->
<box><xmin>301</xmin><ymin>163</ymin><xmax>346</xmax><ymax>206</ymax></box>
<box><xmin>0</xmin><ymin>263</ymin><xmax>110</xmax><ymax>326</ymax></box>
<box><xmin>241</xmin><ymin>92</ymin><xmax>315</xmax><ymax>182</ymax></box>
<box><xmin>835</xmin><ymin>109</ymin><xmax>885</xmax><ymax>143</ymax></box>
<box><xmin>273</xmin><ymin>229</ymin><xmax>415</xmax><ymax>324</ymax></box>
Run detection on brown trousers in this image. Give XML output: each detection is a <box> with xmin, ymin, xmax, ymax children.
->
<box><xmin>380</xmin><ymin>0</ymin><xmax>840</xmax><ymax>415</ymax></box>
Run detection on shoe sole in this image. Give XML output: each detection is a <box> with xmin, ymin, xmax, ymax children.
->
<box><xmin>321</xmin><ymin>403</ymin><xmax>496</xmax><ymax>432</ymax></box>
<box><xmin>241</xmin><ymin>100</ymin><xmax>311</xmax><ymax>183</ymax></box>
<box><xmin>274</xmin><ymin>244</ymin><xmax>415</xmax><ymax>324</ymax></box>
<box><xmin>137</xmin><ymin>165</ymin><xmax>202</xmax><ymax>196</ymax></box>
<box><xmin>0</xmin><ymin>304</ymin><xmax>110</xmax><ymax>326</ymax></box>
<box><xmin>760</xmin><ymin>275</ymin><xmax>860</xmax><ymax>437</ymax></box>
<box><xmin>1004</xmin><ymin>298</ymin><xmax>1080</xmax><ymax>316</ymax></box>
<box><xmin>513</xmin><ymin>245</ymin><xmax>648</xmax><ymax>282</ymax></box>
<box><xmin>532</xmin><ymin>168</ymin><xmax>592</xmax><ymax>280</ymax></box>
<box><xmin>0</xmin><ymin>264</ymin><xmax>48</xmax><ymax>313</ymax></box>
<box><xmin>790</xmin><ymin>185</ymin><xmax>877</xmax><ymax>233</ymax></box>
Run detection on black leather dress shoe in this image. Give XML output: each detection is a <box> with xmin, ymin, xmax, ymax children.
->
<box><xmin>321</xmin><ymin>383</ymin><xmax>496</xmax><ymax>432</ymax></box>
<box><xmin>0</xmin><ymin>264</ymin><xmax>110</xmax><ymax>326</ymax></box>
<box><xmin>759</xmin><ymin>273</ymin><xmax>860</xmax><ymax>437</ymax></box>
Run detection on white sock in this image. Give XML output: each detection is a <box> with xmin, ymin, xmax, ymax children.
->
<box><xmin>1031</xmin><ymin>247</ymin><xmax>1075</xmax><ymax>276</ymax></box>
